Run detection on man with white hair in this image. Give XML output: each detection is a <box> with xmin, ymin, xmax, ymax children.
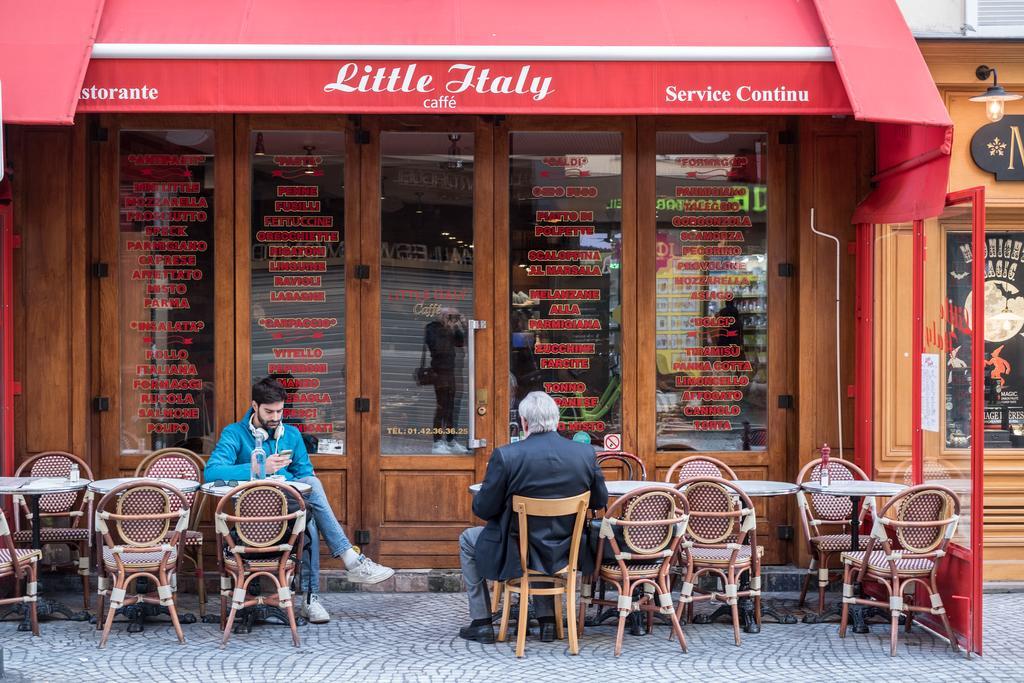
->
<box><xmin>458</xmin><ymin>391</ymin><xmax>608</xmax><ymax>644</ymax></box>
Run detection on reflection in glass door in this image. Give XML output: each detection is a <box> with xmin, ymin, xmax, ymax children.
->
<box><xmin>379</xmin><ymin>132</ymin><xmax>476</xmax><ymax>455</ymax></box>
<box><xmin>508</xmin><ymin>132</ymin><xmax>623</xmax><ymax>446</ymax></box>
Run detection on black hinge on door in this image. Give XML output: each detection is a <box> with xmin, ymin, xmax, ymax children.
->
<box><xmin>778</xmin><ymin>129</ymin><xmax>797</xmax><ymax>145</ymax></box>
<box><xmin>93</xmin><ymin>397</ymin><xmax>110</xmax><ymax>412</ymax></box>
<box><xmin>777</xmin><ymin>394</ymin><xmax>794</xmax><ymax>409</ymax></box>
<box><xmin>355</xmin><ymin>129</ymin><xmax>371</xmax><ymax>144</ymax></box>
<box><xmin>777</xmin><ymin>525</ymin><xmax>794</xmax><ymax>541</ymax></box>
<box><xmin>90</xmin><ymin>125</ymin><xmax>109</xmax><ymax>143</ymax></box>
<box><xmin>777</xmin><ymin>262</ymin><xmax>795</xmax><ymax>277</ymax></box>
<box><xmin>355</xmin><ymin>397</ymin><xmax>370</xmax><ymax>412</ymax></box>
<box><xmin>354</xmin><ymin>264</ymin><xmax>370</xmax><ymax>279</ymax></box>
<box><xmin>92</xmin><ymin>262</ymin><xmax>109</xmax><ymax>278</ymax></box>
<box><xmin>355</xmin><ymin>529</ymin><xmax>371</xmax><ymax>546</ymax></box>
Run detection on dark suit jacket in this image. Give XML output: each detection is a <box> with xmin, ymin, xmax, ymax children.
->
<box><xmin>472</xmin><ymin>431</ymin><xmax>608</xmax><ymax>581</ymax></box>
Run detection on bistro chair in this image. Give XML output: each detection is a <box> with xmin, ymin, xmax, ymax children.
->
<box><xmin>13</xmin><ymin>451</ymin><xmax>94</xmax><ymax>610</ymax></box>
<box><xmin>595</xmin><ymin>451</ymin><xmax>647</xmax><ymax>481</ymax></box>
<box><xmin>840</xmin><ymin>484</ymin><xmax>962</xmax><ymax>657</ymax></box>
<box><xmin>665</xmin><ymin>455</ymin><xmax>737</xmax><ymax>484</ymax></box>
<box><xmin>135</xmin><ymin>447</ymin><xmax>208</xmax><ymax>617</ymax></box>
<box><xmin>94</xmin><ymin>480</ymin><xmax>190</xmax><ymax>648</ymax></box>
<box><xmin>795</xmin><ymin>457</ymin><xmax>871</xmax><ymax>613</ymax></box>
<box><xmin>215</xmin><ymin>481</ymin><xmax>306</xmax><ymax>648</ymax></box>
<box><xmin>580</xmin><ymin>486</ymin><xmax>689</xmax><ymax>656</ymax></box>
<box><xmin>675</xmin><ymin>476</ymin><xmax>762</xmax><ymax>646</ymax></box>
<box><xmin>497</xmin><ymin>492</ymin><xmax>590</xmax><ymax>658</ymax></box>
<box><xmin>0</xmin><ymin>506</ymin><xmax>41</xmax><ymax>635</ymax></box>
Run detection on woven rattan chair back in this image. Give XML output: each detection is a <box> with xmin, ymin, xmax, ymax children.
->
<box><xmin>665</xmin><ymin>455</ymin><xmax>737</xmax><ymax>485</ymax></box>
<box><xmin>16</xmin><ymin>451</ymin><xmax>93</xmax><ymax>515</ymax></box>
<box><xmin>680</xmin><ymin>476</ymin><xmax>753</xmax><ymax>546</ymax></box>
<box><xmin>595</xmin><ymin>451</ymin><xmax>647</xmax><ymax>481</ymax></box>
<box><xmin>136</xmin><ymin>448</ymin><xmax>204</xmax><ymax>510</ymax></box>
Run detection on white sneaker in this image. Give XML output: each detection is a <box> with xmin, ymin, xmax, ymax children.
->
<box><xmin>446</xmin><ymin>440</ymin><xmax>470</xmax><ymax>454</ymax></box>
<box><xmin>431</xmin><ymin>441</ymin><xmax>451</xmax><ymax>454</ymax></box>
<box><xmin>346</xmin><ymin>557</ymin><xmax>395</xmax><ymax>585</ymax></box>
<box><xmin>301</xmin><ymin>594</ymin><xmax>330</xmax><ymax>624</ymax></box>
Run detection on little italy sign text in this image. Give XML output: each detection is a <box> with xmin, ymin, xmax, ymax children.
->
<box><xmin>324</xmin><ymin>62</ymin><xmax>555</xmax><ymax>109</ymax></box>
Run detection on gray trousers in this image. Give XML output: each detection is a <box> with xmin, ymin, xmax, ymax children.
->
<box><xmin>459</xmin><ymin>526</ymin><xmax>554</xmax><ymax>621</ymax></box>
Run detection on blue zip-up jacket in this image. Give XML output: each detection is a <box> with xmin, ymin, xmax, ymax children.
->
<box><xmin>204</xmin><ymin>408</ymin><xmax>314</xmax><ymax>482</ymax></box>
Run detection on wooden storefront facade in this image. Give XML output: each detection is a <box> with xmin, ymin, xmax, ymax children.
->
<box><xmin>5</xmin><ymin>112</ymin><xmax>874</xmax><ymax>572</ymax></box>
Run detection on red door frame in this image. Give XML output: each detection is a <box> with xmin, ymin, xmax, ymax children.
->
<box><xmin>854</xmin><ymin>188</ymin><xmax>985</xmax><ymax>655</ymax></box>
<box><xmin>0</xmin><ymin>181</ymin><xmax>13</xmax><ymax>480</ymax></box>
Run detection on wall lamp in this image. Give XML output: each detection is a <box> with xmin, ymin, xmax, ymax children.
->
<box><xmin>971</xmin><ymin>65</ymin><xmax>1021</xmax><ymax>123</ymax></box>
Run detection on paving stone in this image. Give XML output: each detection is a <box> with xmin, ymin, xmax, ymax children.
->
<box><xmin>0</xmin><ymin>591</ymin><xmax>1019</xmax><ymax>682</ymax></box>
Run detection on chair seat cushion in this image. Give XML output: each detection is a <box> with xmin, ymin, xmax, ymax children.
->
<box><xmin>810</xmin><ymin>534</ymin><xmax>870</xmax><ymax>553</ymax></box>
<box><xmin>223</xmin><ymin>551</ymin><xmax>295</xmax><ymax>572</ymax></box>
<box><xmin>840</xmin><ymin>550</ymin><xmax>935</xmax><ymax>575</ymax></box>
<box><xmin>102</xmin><ymin>546</ymin><xmax>177</xmax><ymax>570</ymax></box>
<box><xmin>162</xmin><ymin>530</ymin><xmax>203</xmax><ymax>547</ymax></box>
<box><xmin>599</xmin><ymin>561</ymin><xmax>663</xmax><ymax>578</ymax></box>
<box><xmin>683</xmin><ymin>545</ymin><xmax>764</xmax><ymax>565</ymax></box>
<box><xmin>0</xmin><ymin>548</ymin><xmax>42</xmax><ymax>569</ymax></box>
<box><xmin>12</xmin><ymin>527</ymin><xmax>90</xmax><ymax>543</ymax></box>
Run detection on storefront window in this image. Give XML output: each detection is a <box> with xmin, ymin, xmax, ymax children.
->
<box><xmin>654</xmin><ymin>132</ymin><xmax>768</xmax><ymax>452</ymax></box>
<box><xmin>380</xmin><ymin>132</ymin><xmax>475</xmax><ymax>455</ymax></box>
<box><xmin>946</xmin><ymin>230</ymin><xmax>1024</xmax><ymax>448</ymax></box>
<box><xmin>509</xmin><ymin>132</ymin><xmax>623</xmax><ymax>445</ymax></box>
<box><xmin>119</xmin><ymin>130</ymin><xmax>216</xmax><ymax>454</ymax></box>
<box><xmin>249</xmin><ymin>131</ymin><xmax>346</xmax><ymax>455</ymax></box>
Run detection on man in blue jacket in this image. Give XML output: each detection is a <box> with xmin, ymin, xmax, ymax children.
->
<box><xmin>205</xmin><ymin>377</ymin><xmax>394</xmax><ymax>623</ymax></box>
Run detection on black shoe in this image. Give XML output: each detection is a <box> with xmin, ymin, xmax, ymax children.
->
<box><xmin>459</xmin><ymin>623</ymin><xmax>496</xmax><ymax>644</ymax></box>
<box><xmin>539</xmin><ymin>622</ymin><xmax>557</xmax><ymax>642</ymax></box>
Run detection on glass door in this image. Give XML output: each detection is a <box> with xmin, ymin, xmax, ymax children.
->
<box><xmin>915</xmin><ymin>188</ymin><xmax>986</xmax><ymax>654</ymax></box>
<box><xmin>359</xmin><ymin>118</ymin><xmax>494</xmax><ymax>568</ymax></box>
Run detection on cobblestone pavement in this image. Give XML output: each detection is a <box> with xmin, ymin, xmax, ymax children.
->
<box><xmin>1</xmin><ymin>592</ymin><xmax>1021</xmax><ymax>682</ymax></box>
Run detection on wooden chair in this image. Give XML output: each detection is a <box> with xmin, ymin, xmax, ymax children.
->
<box><xmin>795</xmin><ymin>457</ymin><xmax>871</xmax><ymax>613</ymax></box>
<box><xmin>581</xmin><ymin>486</ymin><xmax>689</xmax><ymax>656</ymax></box>
<box><xmin>0</xmin><ymin>506</ymin><xmax>40</xmax><ymax>635</ymax></box>
<box><xmin>13</xmin><ymin>451</ymin><xmax>94</xmax><ymax>610</ymax></box>
<box><xmin>94</xmin><ymin>480</ymin><xmax>190</xmax><ymax>648</ymax></box>
<box><xmin>665</xmin><ymin>455</ymin><xmax>737</xmax><ymax>484</ymax></box>
<box><xmin>135</xmin><ymin>448</ymin><xmax>208</xmax><ymax>617</ymax></box>
<box><xmin>215</xmin><ymin>481</ymin><xmax>306</xmax><ymax>648</ymax></box>
<box><xmin>497</xmin><ymin>491</ymin><xmax>590</xmax><ymax>658</ymax></box>
<box><xmin>595</xmin><ymin>451</ymin><xmax>647</xmax><ymax>481</ymax></box>
<box><xmin>840</xmin><ymin>484</ymin><xmax>962</xmax><ymax>657</ymax></box>
<box><xmin>676</xmin><ymin>476</ymin><xmax>762</xmax><ymax>646</ymax></box>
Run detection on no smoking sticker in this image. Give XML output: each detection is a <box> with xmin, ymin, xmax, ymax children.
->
<box><xmin>603</xmin><ymin>434</ymin><xmax>621</xmax><ymax>451</ymax></box>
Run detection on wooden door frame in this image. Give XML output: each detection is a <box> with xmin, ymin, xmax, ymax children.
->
<box><xmin>493</xmin><ymin>115</ymin><xmax>639</xmax><ymax>467</ymax></box>
<box><xmin>358</xmin><ymin>116</ymin><xmax>495</xmax><ymax>566</ymax></box>
<box><xmin>94</xmin><ymin>114</ymin><xmax>235</xmax><ymax>478</ymax></box>
<box><xmin>636</xmin><ymin>116</ymin><xmax>793</xmax><ymax>563</ymax></box>
<box><xmin>233</xmin><ymin>114</ymin><xmax>360</xmax><ymax>538</ymax></box>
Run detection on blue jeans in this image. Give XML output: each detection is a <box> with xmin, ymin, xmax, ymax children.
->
<box><xmin>297</xmin><ymin>475</ymin><xmax>355</xmax><ymax>592</ymax></box>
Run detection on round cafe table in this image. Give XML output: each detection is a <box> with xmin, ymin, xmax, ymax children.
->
<box><xmin>89</xmin><ymin>477</ymin><xmax>201</xmax><ymax>495</ymax></box>
<box><xmin>0</xmin><ymin>476</ymin><xmax>92</xmax><ymax>629</ymax></box>
<box><xmin>799</xmin><ymin>479</ymin><xmax>906</xmax><ymax>631</ymax></box>
<box><xmin>201</xmin><ymin>478</ymin><xmax>313</xmax><ymax>633</ymax></box>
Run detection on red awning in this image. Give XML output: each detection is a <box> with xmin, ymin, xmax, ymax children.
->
<box><xmin>0</xmin><ymin>0</ymin><xmax>105</xmax><ymax>125</ymax></box>
<box><xmin>78</xmin><ymin>0</ymin><xmax>850</xmax><ymax>116</ymax></box>
<box><xmin>811</xmin><ymin>0</ymin><xmax>953</xmax><ymax>223</ymax></box>
<box><xmin>73</xmin><ymin>0</ymin><xmax>949</xmax><ymax>221</ymax></box>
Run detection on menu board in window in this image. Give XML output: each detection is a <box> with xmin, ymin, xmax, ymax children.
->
<box><xmin>250</xmin><ymin>131</ymin><xmax>346</xmax><ymax>454</ymax></box>
<box><xmin>654</xmin><ymin>132</ymin><xmax>768</xmax><ymax>452</ymax></box>
<box><xmin>509</xmin><ymin>132</ymin><xmax>623</xmax><ymax>445</ymax></box>
<box><xmin>119</xmin><ymin>130</ymin><xmax>216</xmax><ymax>455</ymax></box>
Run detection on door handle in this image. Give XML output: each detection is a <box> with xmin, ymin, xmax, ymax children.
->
<box><xmin>467</xmin><ymin>319</ymin><xmax>487</xmax><ymax>449</ymax></box>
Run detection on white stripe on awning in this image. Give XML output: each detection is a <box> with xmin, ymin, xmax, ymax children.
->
<box><xmin>90</xmin><ymin>44</ymin><xmax>834</xmax><ymax>62</ymax></box>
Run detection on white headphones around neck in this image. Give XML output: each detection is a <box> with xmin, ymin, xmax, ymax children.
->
<box><xmin>249</xmin><ymin>416</ymin><xmax>285</xmax><ymax>442</ymax></box>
